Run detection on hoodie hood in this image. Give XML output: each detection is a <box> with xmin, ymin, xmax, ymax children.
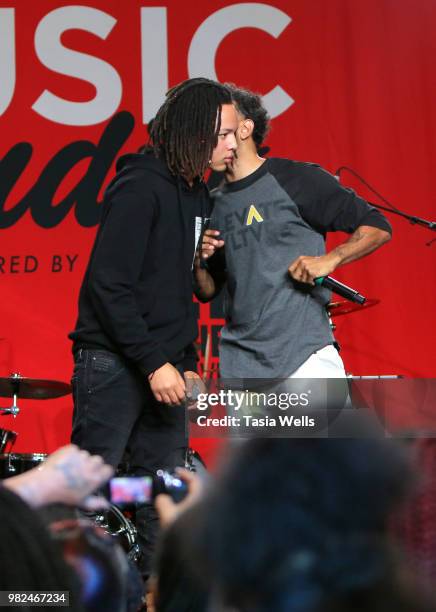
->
<box><xmin>116</xmin><ymin>148</ymin><xmax>171</xmax><ymax>176</ymax></box>
<box><xmin>106</xmin><ymin>149</ymin><xmax>176</xmax><ymax>196</ymax></box>
<box><xmin>113</xmin><ymin>149</ymin><xmax>205</xmax><ymax>194</ymax></box>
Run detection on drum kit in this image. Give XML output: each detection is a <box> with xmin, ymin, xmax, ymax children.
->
<box><xmin>0</xmin><ymin>372</ymin><xmax>72</xmax><ymax>475</ymax></box>
<box><xmin>0</xmin><ymin>372</ymin><xmax>141</xmax><ymax>559</ymax></box>
<box><xmin>0</xmin><ymin>372</ymin><xmax>207</xmax><ymax>563</ymax></box>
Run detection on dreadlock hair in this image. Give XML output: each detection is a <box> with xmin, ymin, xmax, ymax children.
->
<box><xmin>150</xmin><ymin>78</ymin><xmax>232</xmax><ymax>179</ymax></box>
<box><xmin>225</xmin><ymin>83</ymin><xmax>270</xmax><ymax>150</ymax></box>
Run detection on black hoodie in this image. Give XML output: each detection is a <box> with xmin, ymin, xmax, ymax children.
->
<box><xmin>69</xmin><ymin>150</ymin><xmax>208</xmax><ymax>374</ymax></box>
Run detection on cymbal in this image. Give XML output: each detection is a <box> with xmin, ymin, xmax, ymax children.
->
<box><xmin>0</xmin><ymin>375</ymin><xmax>71</xmax><ymax>399</ymax></box>
<box><xmin>328</xmin><ymin>299</ymin><xmax>380</xmax><ymax>318</ymax></box>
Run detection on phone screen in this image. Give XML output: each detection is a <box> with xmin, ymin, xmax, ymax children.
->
<box><xmin>109</xmin><ymin>476</ymin><xmax>153</xmax><ymax>505</ymax></box>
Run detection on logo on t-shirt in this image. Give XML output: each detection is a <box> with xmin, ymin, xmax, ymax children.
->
<box><xmin>246</xmin><ymin>204</ymin><xmax>264</xmax><ymax>226</ymax></box>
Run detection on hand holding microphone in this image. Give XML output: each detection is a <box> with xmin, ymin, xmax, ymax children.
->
<box><xmin>288</xmin><ymin>252</ymin><xmax>340</xmax><ymax>284</ymax></box>
<box><xmin>313</xmin><ymin>276</ymin><xmax>366</xmax><ymax>304</ymax></box>
<box><xmin>288</xmin><ymin>254</ymin><xmax>366</xmax><ymax>304</ymax></box>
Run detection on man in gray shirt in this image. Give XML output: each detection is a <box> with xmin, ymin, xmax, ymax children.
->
<box><xmin>196</xmin><ymin>85</ymin><xmax>391</xmax><ymax>382</ymax></box>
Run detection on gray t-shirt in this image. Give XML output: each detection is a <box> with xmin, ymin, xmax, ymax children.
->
<box><xmin>209</xmin><ymin>158</ymin><xmax>391</xmax><ymax>379</ymax></box>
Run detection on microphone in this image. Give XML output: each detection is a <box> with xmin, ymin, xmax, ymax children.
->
<box><xmin>314</xmin><ymin>276</ymin><xmax>366</xmax><ymax>304</ymax></box>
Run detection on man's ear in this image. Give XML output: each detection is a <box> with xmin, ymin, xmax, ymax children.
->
<box><xmin>238</xmin><ymin>118</ymin><xmax>254</xmax><ymax>141</ymax></box>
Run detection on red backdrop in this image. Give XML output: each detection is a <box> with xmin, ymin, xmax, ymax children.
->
<box><xmin>0</xmin><ymin>0</ymin><xmax>435</xmax><ymax>461</ymax></box>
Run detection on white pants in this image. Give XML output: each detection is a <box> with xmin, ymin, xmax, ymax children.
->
<box><xmin>227</xmin><ymin>346</ymin><xmax>349</xmax><ymax>431</ymax></box>
<box><xmin>290</xmin><ymin>344</ymin><xmax>347</xmax><ymax>379</ymax></box>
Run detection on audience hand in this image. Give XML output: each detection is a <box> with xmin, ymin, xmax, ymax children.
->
<box><xmin>154</xmin><ymin>468</ymin><xmax>203</xmax><ymax>528</ymax></box>
<box><xmin>4</xmin><ymin>444</ymin><xmax>113</xmax><ymax>509</ymax></box>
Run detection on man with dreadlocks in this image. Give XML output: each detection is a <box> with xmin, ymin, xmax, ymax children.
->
<box><xmin>69</xmin><ymin>78</ymin><xmax>238</xmax><ymax>575</ymax></box>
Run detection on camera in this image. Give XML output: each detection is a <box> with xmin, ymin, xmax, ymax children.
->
<box><xmin>109</xmin><ymin>469</ymin><xmax>188</xmax><ymax>507</ymax></box>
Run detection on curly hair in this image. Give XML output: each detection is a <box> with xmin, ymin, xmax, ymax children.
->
<box><xmin>225</xmin><ymin>83</ymin><xmax>270</xmax><ymax>148</ymax></box>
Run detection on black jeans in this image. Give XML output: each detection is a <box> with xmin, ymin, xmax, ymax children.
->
<box><xmin>71</xmin><ymin>348</ymin><xmax>188</xmax><ymax>576</ymax></box>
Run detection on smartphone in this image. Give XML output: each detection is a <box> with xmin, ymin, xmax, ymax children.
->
<box><xmin>109</xmin><ymin>476</ymin><xmax>153</xmax><ymax>506</ymax></box>
<box><xmin>154</xmin><ymin>469</ymin><xmax>188</xmax><ymax>503</ymax></box>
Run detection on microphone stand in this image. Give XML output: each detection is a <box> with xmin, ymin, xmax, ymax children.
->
<box><xmin>335</xmin><ymin>166</ymin><xmax>436</xmax><ymax>244</ymax></box>
<box><xmin>365</xmin><ymin>201</ymin><xmax>436</xmax><ymax>232</ymax></box>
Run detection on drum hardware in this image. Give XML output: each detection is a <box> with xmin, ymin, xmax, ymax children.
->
<box><xmin>327</xmin><ymin>298</ymin><xmax>380</xmax><ymax>318</ymax></box>
<box><xmin>327</xmin><ymin>298</ymin><xmax>380</xmax><ymax>331</ymax></box>
<box><xmin>0</xmin><ymin>452</ymin><xmax>47</xmax><ymax>477</ymax></box>
<box><xmin>81</xmin><ymin>505</ymin><xmax>141</xmax><ymax>564</ymax></box>
<box><xmin>347</xmin><ymin>375</ymin><xmax>403</xmax><ymax>379</ymax></box>
<box><xmin>184</xmin><ymin>447</ymin><xmax>206</xmax><ymax>470</ymax></box>
<box><xmin>0</xmin><ymin>373</ymin><xmax>21</xmax><ymax>417</ymax></box>
<box><xmin>0</xmin><ymin>429</ymin><xmax>17</xmax><ymax>453</ymax></box>
<box><xmin>0</xmin><ymin>372</ymin><xmax>72</xmax><ymax>417</ymax></box>
<box><xmin>328</xmin><ymin>312</ymin><xmax>336</xmax><ymax>332</ymax></box>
